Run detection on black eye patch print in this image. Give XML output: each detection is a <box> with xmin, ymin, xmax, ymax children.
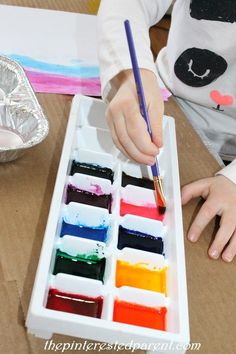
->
<box><xmin>174</xmin><ymin>48</ymin><xmax>228</xmax><ymax>87</ymax></box>
<box><xmin>190</xmin><ymin>0</ymin><xmax>236</xmax><ymax>23</ymax></box>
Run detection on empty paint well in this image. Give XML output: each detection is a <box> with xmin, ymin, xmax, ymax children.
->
<box><xmin>116</xmin><ymin>249</ymin><xmax>167</xmax><ymax>294</ymax></box>
<box><xmin>46</xmin><ymin>288</ymin><xmax>103</xmax><ymax>318</ymax></box>
<box><xmin>120</xmin><ymin>185</ymin><xmax>164</xmax><ymax>221</ymax></box>
<box><xmin>53</xmin><ymin>250</ymin><xmax>106</xmax><ymax>282</ymax></box>
<box><xmin>70</xmin><ymin>160</ymin><xmax>114</xmax><ymax>183</ymax></box>
<box><xmin>60</xmin><ymin>203</ymin><xmax>109</xmax><ymax>242</ymax></box>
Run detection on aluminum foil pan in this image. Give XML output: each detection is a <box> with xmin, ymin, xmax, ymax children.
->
<box><xmin>0</xmin><ymin>55</ymin><xmax>49</xmax><ymax>162</ymax></box>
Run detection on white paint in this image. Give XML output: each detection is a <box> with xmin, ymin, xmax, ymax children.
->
<box><xmin>0</xmin><ymin>127</ymin><xmax>23</xmax><ymax>148</ymax></box>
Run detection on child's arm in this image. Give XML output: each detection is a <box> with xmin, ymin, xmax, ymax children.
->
<box><xmin>97</xmin><ymin>0</ymin><xmax>172</xmax><ymax>164</ymax></box>
<box><xmin>182</xmin><ymin>160</ymin><xmax>236</xmax><ymax>262</ymax></box>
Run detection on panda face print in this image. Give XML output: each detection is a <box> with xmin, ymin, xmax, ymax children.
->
<box><xmin>174</xmin><ymin>48</ymin><xmax>228</xmax><ymax>87</ymax></box>
<box><xmin>190</xmin><ymin>0</ymin><xmax>236</xmax><ymax>23</ymax></box>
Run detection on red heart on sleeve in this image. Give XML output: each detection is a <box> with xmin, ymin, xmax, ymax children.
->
<box><xmin>210</xmin><ymin>90</ymin><xmax>234</xmax><ymax>106</ymax></box>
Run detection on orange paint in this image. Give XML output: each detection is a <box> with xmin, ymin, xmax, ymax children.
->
<box><xmin>113</xmin><ymin>300</ymin><xmax>167</xmax><ymax>330</ymax></box>
<box><xmin>116</xmin><ymin>260</ymin><xmax>167</xmax><ymax>294</ymax></box>
<box><xmin>120</xmin><ymin>199</ymin><xmax>164</xmax><ymax>221</ymax></box>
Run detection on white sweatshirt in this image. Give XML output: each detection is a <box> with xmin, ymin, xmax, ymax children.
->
<box><xmin>97</xmin><ymin>0</ymin><xmax>236</xmax><ymax>184</ymax></box>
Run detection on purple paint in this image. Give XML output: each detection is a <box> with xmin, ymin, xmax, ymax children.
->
<box><xmin>66</xmin><ymin>184</ymin><xmax>112</xmax><ymax>212</ymax></box>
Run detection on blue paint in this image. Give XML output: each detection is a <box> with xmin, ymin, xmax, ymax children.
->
<box><xmin>60</xmin><ymin>220</ymin><xmax>108</xmax><ymax>242</ymax></box>
<box><xmin>8</xmin><ymin>54</ymin><xmax>100</xmax><ymax>78</ymax></box>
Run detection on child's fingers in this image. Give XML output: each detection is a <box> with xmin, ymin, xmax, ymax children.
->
<box><xmin>107</xmin><ymin>98</ymin><xmax>158</xmax><ymax>159</ymax></box>
<box><xmin>106</xmin><ymin>117</ymin><xmax>130</xmax><ymax>159</ymax></box>
<box><xmin>181</xmin><ymin>178</ymin><xmax>211</xmax><ymax>205</ymax></box>
<box><xmin>111</xmin><ymin>113</ymin><xmax>155</xmax><ymax>165</ymax></box>
<box><xmin>113</xmin><ymin>115</ymin><xmax>155</xmax><ymax>165</ymax></box>
<box><xmin>125</xmin><ymin>109</ymin><xmax>159</xmax><ymax>156</ymax></box>
<box><xmin>208</xmin><ymin>213</ymin><xmax>236</xmax><ymax>259</ymax></box>
<box><xmin>222</xmin><ymin>230</ymin><xmax>236</xmax><ymax>262</ymax></box>
<box><xmin>148</xmin><ymin>100</ymin><xmax>164</xmax><ymax>148</ymax></box>
<box><xmin>187</xmin><ymin>198</ymin><xmax>218</xmax><ymax>242</ymax></box>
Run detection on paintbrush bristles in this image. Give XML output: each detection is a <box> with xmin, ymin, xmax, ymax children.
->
<box><xmin>153</xmin><ymin>176</ymin><xmax>166</xmax><ymax>214</ymax></box>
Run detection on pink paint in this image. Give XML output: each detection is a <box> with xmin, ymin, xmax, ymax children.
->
<box><xmin>120</xmin><ymin>199</ymin><xmax>164</xmax><ymax>221</ymax></box>
<box><xmin>90</xmin><ymin>184</ymin><xmax>104</xmax><ymax>196</ymax></box>
<box><xmin>161</xmin><ymin>88</ymin><xmax>171</xmax><ymax>102</ymax></box>
<box><xmin>25</xmin><ymin>69</ymin><xmax>101</xmax><ymax>96</ymax></box>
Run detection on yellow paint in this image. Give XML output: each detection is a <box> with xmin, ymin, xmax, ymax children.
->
<box><xmin>87</xmin><ymin>0</ymin><xmax>100</xmax><ymax>14</ymax></box>
<box><xmin>116</xmin><ymin>260</ymin><xmax>167</xmax><ymax>294</ymax></box>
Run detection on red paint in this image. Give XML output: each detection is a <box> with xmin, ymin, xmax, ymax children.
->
<box><xmin>120</xmin><ymin>199</ymin><xmax>164</xmax><ymax>221</ymax></box>
<box><xmin>46</xmin><ymin>288</ymin><xmax>103</xmax><ymax>318</ymax></box>
<box><xmin>113</xmin><ymin>300</ymin><xmax>167</xmax><ymax>330</ymax></box>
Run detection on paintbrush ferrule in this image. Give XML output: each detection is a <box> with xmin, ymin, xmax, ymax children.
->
<box><xmin>153</xmin><ymin>176</ymin><xmax>166</xmax><ymax>207</ymax></box>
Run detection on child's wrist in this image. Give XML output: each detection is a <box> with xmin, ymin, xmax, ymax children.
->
<box><xmin>110</xmin><ymin>69</ymin><xmax>133</xmax><ymax>89</ymax></box>
<box><xmin>111</xmin><ymin>68</ymin><xmax>158</xmax><ymax>91</ymax></box>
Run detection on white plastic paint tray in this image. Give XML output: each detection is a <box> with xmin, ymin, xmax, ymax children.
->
<box><xmin>26</xmin><ymin>95</ymin><xmax>189</xmax><ymax>354</ymax></box>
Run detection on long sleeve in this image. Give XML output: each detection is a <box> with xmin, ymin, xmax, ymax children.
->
<box><xmin>97</xmin><ymin>0</ymin><xmax>172</xmax><ymax>101</ymax></box>
<box><xmin>216</xmin><ymin>159</ymin><xmax>236</xmax><ymax>185</ymax></box>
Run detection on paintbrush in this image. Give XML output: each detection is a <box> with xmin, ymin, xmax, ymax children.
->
<box><xmin>124</xmin><ymin>19</ymin><xmax>166</xmax><ymax>214</ymax></box>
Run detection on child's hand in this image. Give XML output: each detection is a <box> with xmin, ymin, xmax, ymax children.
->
<box><xmin>182</xmin><ymin>175</ymin><xmax>236</xmax><ymax>262</ymax></box>
<box><xmin>106</xmin><ymin>68</ymin><xmax>164</xmax><ymax>165</ymax></box>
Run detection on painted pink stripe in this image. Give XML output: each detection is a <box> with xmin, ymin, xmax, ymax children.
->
<box><xmin>25</xmin><ymin>69</ymin><xmax>101</xmax><ymax>96</ymax></box>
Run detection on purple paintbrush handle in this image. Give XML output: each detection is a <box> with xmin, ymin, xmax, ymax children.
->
<box><xmin>124</xmin><ymin>20</ymin><xmax>152</xmax><ymax>136</ymax></box>
<box><xmin>124</xmin><ymin>19</ymin><xmax>160</xmax><ymax>177</ymax></box>
<box><xmin>151</xmin><ymin>162</ymin><xmax>159</xmax><ymax>177</ymax></box>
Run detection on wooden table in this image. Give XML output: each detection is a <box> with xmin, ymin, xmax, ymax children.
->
<box><xmin>0</xmin><ymin>2</ymin><xmax>235</xmax><ymax>354</ymax></box>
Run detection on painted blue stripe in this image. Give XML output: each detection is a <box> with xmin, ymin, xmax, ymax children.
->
<box><xmin>7</xmin><ymin>54</ymin><xmax>100</xmax><ymax>78</ymax></box>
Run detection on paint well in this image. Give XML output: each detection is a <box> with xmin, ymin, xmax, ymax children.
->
<box><xmin>118</xmin><ymin>226</ymin><xmax>163</xmax><ymax>254</ymax></box>
<box><xmin>120</xmin><ymin>199</ymin><xmax>164</xmax><ymax>221</ymax></box>
<box><xmin>71</xmin><ymin>160</ymin><xmax>114</xmax><ymax>182</ymax></box>
<box><xmin>53</xmin><ymin>250</ymin><xmax>106</xmax><ymax>282</ymax></box>
<box><xmin>66</xmin><ymin>184</ymin><xmax>112</xmax><ymax>212</ymax></box>
<box><xmin>60</xmin><ymin>220</ymin><xmax>108</xmax><ymax>242</ymax></box>
<box><xmin>113</xmin><ymin>300</ymin><xmax>167</xmax><ymax>330</ymax></box>
<box><xmin>46</xmin><ymin>288</ymin><xmax>103</xmax><ymax>318</ymax></box>
<box><xmin>116</xmin><ymin>260</ymin><xmax>166</xmax><ymax>294</ymax></box>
